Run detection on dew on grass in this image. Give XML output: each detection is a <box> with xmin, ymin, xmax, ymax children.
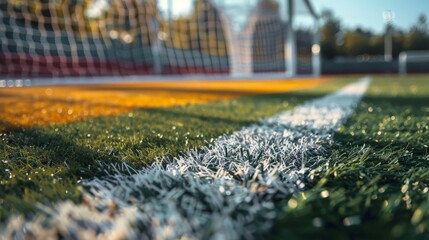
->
<box><xmin>287</xmin><ymin>199</ymin><xmax>298</xmax><ymax>209</ymax></box>
<box><xmin>343</xmin><ymin>216</ymin><xmax>361</xmax><ymax>226</ymax></box>
<box><xmin>403</xmin><ymin>194</ymin><xmax>410</xmax><ymax>202</ymax></box>
<box><xmin>320</xmin><ymin>190</ymin><xmax>329</xmax><ymax>198</ymax></box>
<box><xmin>384</xmin><ymin>200</ymin><xmax>389</xmax><ymax>207</ymax></box>
<box><xmin>401</xmin><ymin>185</ymin><xmax>408</xmax><ymax>193</ymax></box>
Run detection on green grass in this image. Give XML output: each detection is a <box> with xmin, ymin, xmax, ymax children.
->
<box><xmin>270</xmin><ymin>75</ymin><xmax>429</xmax><ymax>239</ymax></box>
<box><xmin>2</xmin><ymin>75</ymin><xmax>428</xmax><ymax>239</ymax></box>
<box><xmin>0</xmin><ymin>77</ymin><xmax>355</xmax><ymax>221</ymax></box>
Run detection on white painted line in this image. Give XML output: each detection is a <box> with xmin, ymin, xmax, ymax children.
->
<box><xmin>5</xmin><ymin>78</ymin><xmax>371</xmax><ymax>239</ymax></box>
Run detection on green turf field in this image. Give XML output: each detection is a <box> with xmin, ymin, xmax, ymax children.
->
<box><xmin>1</xmin><ymin>75</ymin><xmax>428</xmax><ymax>239</ymax></box>
<box><xmin>0</xmin><ymin>77</ymin><xmax>352</xmax><ymax>221</ymax></box>
<box><xmin>272</xmin><ymin>75</ymin><xmax>429</xmax><ymax>239</ymax></box>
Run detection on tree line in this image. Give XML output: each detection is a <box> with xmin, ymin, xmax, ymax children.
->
<box><xmin>321</xmin><ymin>10</ymin><xmax>429</xmax><ymax>60</ymax></box>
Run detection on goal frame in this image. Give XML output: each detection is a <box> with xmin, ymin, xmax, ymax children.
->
<box><xmin>399</xmin><ymin>50</ymin><xmax>429</xmax><ymax>76</ymax></box>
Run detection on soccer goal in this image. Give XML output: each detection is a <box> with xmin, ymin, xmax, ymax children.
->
<box><xmin>399</xmin><ymin>50</ymin><xmax>429</xmax><ymax>76</ymax></box>
<box><xmin>0</xmin><ymin>0</ymin><xmax>320</xmax><ymax>79</ymax></box>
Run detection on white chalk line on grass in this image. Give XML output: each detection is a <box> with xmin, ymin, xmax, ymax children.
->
<box><xmin>5</xmin><ymin>78</ymin><xmax>371</xmax><ymax>239</ymax></box>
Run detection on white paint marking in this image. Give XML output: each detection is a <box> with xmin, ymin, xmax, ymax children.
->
<box><xmin>5</xmin><ymin>78</ymin><xmax>371</xmax><ymax>239</ymax></box>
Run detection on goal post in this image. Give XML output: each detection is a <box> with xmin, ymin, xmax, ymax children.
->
<box><xmin>399</xmin><ymin>50</ymin><xmax>429</xmax><ymax>76</ymax></box>
<box><xmin>0</xmin><ymin>0</ymin><xmax>321</xmax><ymax>79</ymax></box>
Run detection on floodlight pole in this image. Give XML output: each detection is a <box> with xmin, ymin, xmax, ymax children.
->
<box><xmin>383</xmin><ymin>11</ymin><xmax>394</xmax><ymax>62</ymax></box>
<box><xmin>384</xmin><ymin>25</ymin><xmax>393</xmax><ymax>62</ymax></box>
<box><xmin>286</xmin><ymin>0</ymin><xmax>297</xmax><ymax>77</ymax></box>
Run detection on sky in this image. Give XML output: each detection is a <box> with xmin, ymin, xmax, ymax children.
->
<box><xmin>158</xmin><ymin>0</ymin><xmax>429</xmax><ymax>34</ymax></box>
<box><xmin>311</xmin><ymin>0</ymin><xmax>429</xmax><ymax>33</ymax></box>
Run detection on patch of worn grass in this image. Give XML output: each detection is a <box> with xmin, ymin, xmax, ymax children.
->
<box><xmin>0</xmin><ymin>78</ymin><xmax>354</xmax><ymax>222</ymax></box>
<box><xmin>271</xmin><ymin>75</ymin><xmax>429</xmax><ymax>239</ymax></box>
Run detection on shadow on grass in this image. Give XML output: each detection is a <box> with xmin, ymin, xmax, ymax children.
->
<box><xmin>0</xmin><ymin>126</ymin><xmax>114</xmax><ymax>219</ymax></box>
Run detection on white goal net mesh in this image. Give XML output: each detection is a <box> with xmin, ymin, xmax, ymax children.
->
<box><xmin>0</xmin><ymin>0</ymin><xmax>319</xmax><ymax>78</ymax></box>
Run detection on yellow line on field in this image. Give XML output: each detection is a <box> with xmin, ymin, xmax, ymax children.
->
<box><xmin>0</xmin><ymin>78</ymin><xmax>331</xmax><ymax>131</ymax></box>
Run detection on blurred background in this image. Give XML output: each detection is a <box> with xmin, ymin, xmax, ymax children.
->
<box><xmin>0</xmin><ymin>0</ymin><xmax>428</xmax><ymax>82</ymax></box>
<box><xmin>314</xmin><ymin>0</ymin><xmax>429</xmax><ymax>75</ymax></box>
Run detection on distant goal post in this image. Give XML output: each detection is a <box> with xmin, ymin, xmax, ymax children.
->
<box><xmin>399</xmin><ymin>50</ymin><xmax>429</xmax><ymax>76</ymax></box>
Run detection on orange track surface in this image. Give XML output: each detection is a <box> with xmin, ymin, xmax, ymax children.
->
<box><xmin>0</xmin><ymin>78</ymin><xmax>330</xmax><ymax>131</ymax></box>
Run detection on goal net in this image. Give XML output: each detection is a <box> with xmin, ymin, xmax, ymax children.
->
<box><xmin>0</xmin><ymin>0</ymin><xmax>320</xmax><ymax>78</ymax></box>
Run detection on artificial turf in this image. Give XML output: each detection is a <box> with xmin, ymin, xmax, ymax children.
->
<box><xmin>0</xmin><ymin>77</ymin><xmax>352</xmax><ymax>221</ymax></box>
<box><xmin>271</xmin><ymin>75</ymin><xmax>429</xmax><ymax>239</ymax></box>
<box><xmin>1</xmin><ymin>75</ymin><xmax>428</xmax><ymax>240</ymax></box>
